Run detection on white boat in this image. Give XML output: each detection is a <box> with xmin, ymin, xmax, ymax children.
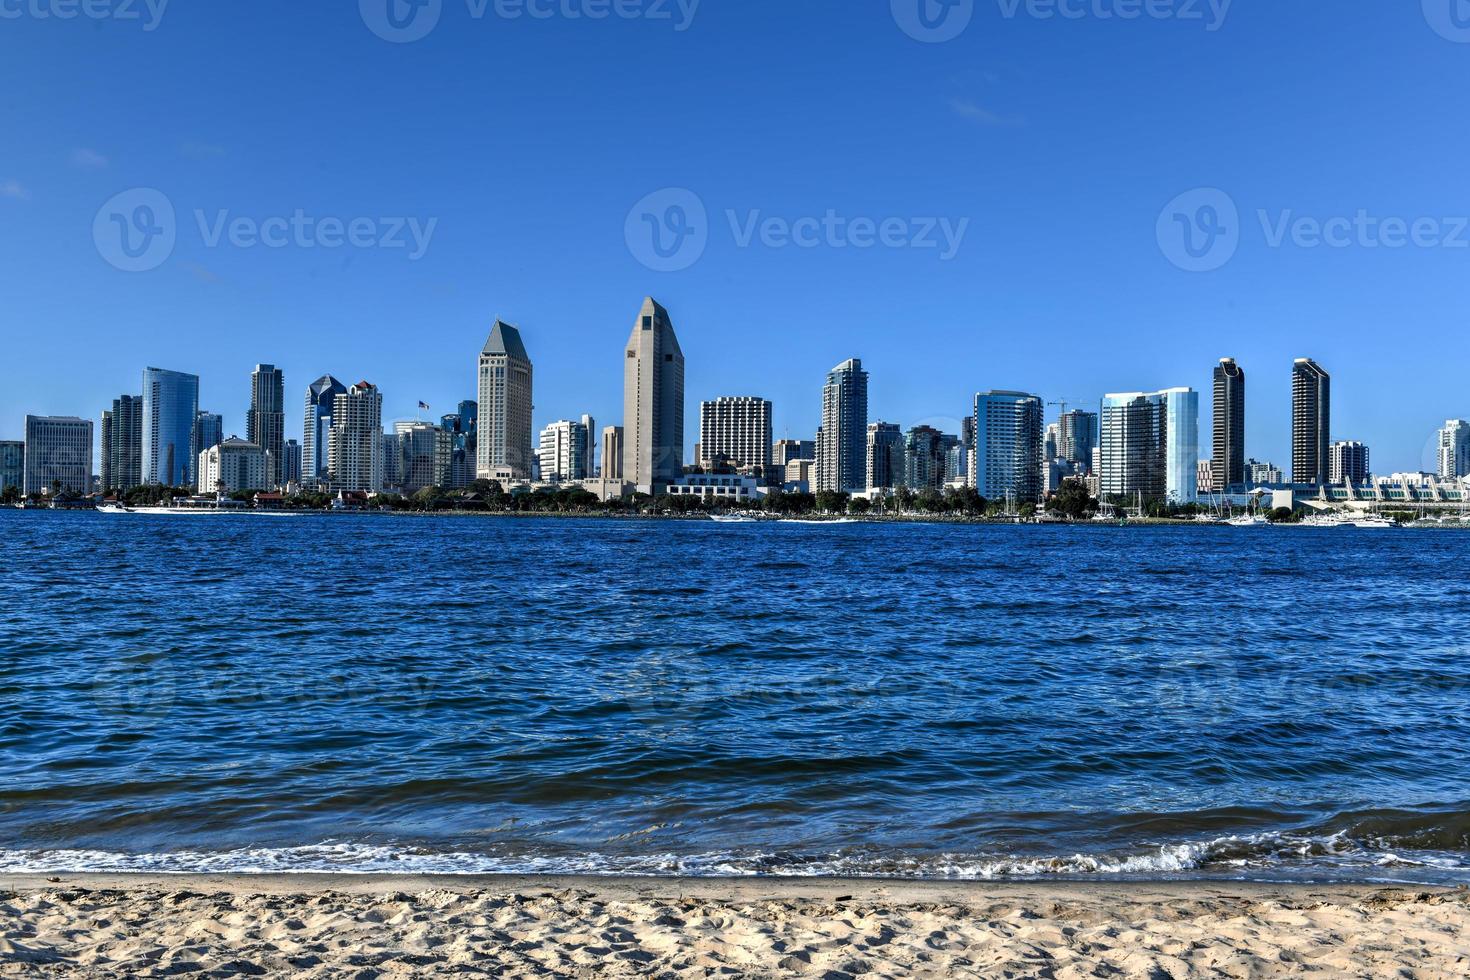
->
<box><xmin>709</xmin><ymin>513</ymin><xmax>759</xmax><ymax>524</ymax></box>
<box><xmin>1226</xmin><ymin>514</ymin><xmax>1271</xmax><ymax>527</ymax></box>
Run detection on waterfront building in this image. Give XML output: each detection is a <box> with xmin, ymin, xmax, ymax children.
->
<box><xmin>0</xmin><ymin>441</ymin><xmax>24</xmax><ymax>492</ymax></box>
<box><xmin>623</xmin><ymin>298</ymin><xmax>685</xmax><ymax>493</ymax></box>
<box><xmin>1056</xmin><ymin>410</ymin><xmax>1098</xmax><ymax>474</ymax></box>
<box><xmin>784</xmin><ymin>458</ymin><xmax>814</xmax><ymax>493</ymax></box>
<box><xmin>197</xmin><ymin>437</ymin><xmax>267</xmax><ymax>494</ymax></box>
<box><xmin>246</xmin><ymin>364</ymin><xmax>286</xmax><ymax>488</ymax></box>
<box><xmin>538</xmin><ymin>418</ymin><xmax>594</xmax><ymax>484</ymax></box>
<box><xmin>142</xmin><ymin>367</ymin><xmax>200</xmax><ymax>487</ymax></box>
<box><xmin>815</xmin><ymin>358</ymin><xmax>869</xmax><ymax>493</ymax></box>
<box><xmin>23</xmin><ymin>415</ymin><xmax>92</xmax><ymax>496</ymax></box>
<box><xmin>699</xmin><ymin>397</ymin><xmax>773</xmax><ymax>479</ymax></box>
<box><xmin>1099</xmin><ymin>387</ymin><xmax>1199</xmax><ymax>503</ymax></box>
<box><xmin>865</xmin><ymin>422</ymin><xmax>904</xmax><ymax>490</ymax></box>
<box><xmin>303</xmin><ymin>375</ymin><xmax>347</xmax><ymax>485</ymax></box>
<box><xmin>663</xmin><ymin>473</ymin><xmax>765</xmax><ymax>502</ymax></box>
<box><xmin>904</xmin><ymin>425</ymin><xmax>948</xmax><ymax>491</ymax></box>
<box><xmin>328</xmin><ymin>381</ymin><xmax>384</xmax><ymax>492</ymax></box>
<box><xmin>1248</xmin><ymin>459</ymin><xmax>1285</xmax><ymax>486</ymax></box>
<box><xmin>944</xmin><ymin>434</ymin><xmax>967</xmax><ymax>488</ymax></box>
<box><xmin>600</xmin><ymin>426</ymin><xmax>624</xmax><ymax>480</ymax></box>
<box><xmin>282</xmin><ymin>439</ymin><xmax>302</xmax><ymax>486</ymax></box>
<box><xmin>1330</xmin><ymin>440</ymin><xmax>1371</xmax><ymax>486</ymax></box>
<box><xmin>1291</xmin><ymin>358</ymin><xmax>1331</xmax><ymax>486</ymax></box>
<box><xmin>1439</xmin><ymin>420</ymin><xmax>1470</xmax><ymax>480</ymax></box>
<box><xmin>101</xmin><ymin>394</ymin><xmax>143</xmax><ymax>491</ymax></box>
<box><xmin>1197</xmin><ymin>459</ymin><xmax>1216</xmax><ymax>495</ymax></box>
<box><xmin>1212</xmin><ymin>357</ymin><xmax>1246</xmax><ymax>490</ymax></box>
<box><xmin>477</xmin><ymin>320</ymin><xmax>535</xmax><ymax>482</ymax></box>
<box><xmin>191</xmin><ymin>411</ymin><xmax>223</xmax><ymax>470</ymax></box>
<box><xmin>1045</xmin><ymin>422</ymin><xmax>1060</xmax><ymax>462</ymax></box>
<box><xmin>396</xmin><ymin>422</ymin><xmax>453</xmax><ymax>494</ymax></box>
<box><xmin>974</xmin><ymin>391</ymin><xmax>1045</xmax><ymax>503</ymax></box>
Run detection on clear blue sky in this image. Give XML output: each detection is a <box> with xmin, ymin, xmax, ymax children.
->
<box><xmin>2</xmin><ymin>1</ymin><xmax>1466</xmax><ymax>472</ymax></box>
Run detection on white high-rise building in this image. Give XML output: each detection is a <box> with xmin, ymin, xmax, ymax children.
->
<box><xmin>476</xmin><ymin>320</ymin><xmax>534</xmax><ymax>481</ymax></box>
<box><xmin>699</xmin><ymin>396</ymin><xmax>772</xmax><ymax>477</ymax></box>
<box><xmin>1099</xmin><ymin>387</ymin><xmax>1199</xmax><ymax>503</ymax></box>
<box><xmin>328</xmin><ymin>381</ymin><xmax>384</xmax><ymax>492</ymax></box>
<box><xmin>538</xmin><ymin>418</ymin><xmax>594</xmax><ymax>483</ymax></box>
<box><xmin>23</xmin><ymin>415</ymin><xmax>92</xmax><ymax>496</ymax></box>
<box><xmin>1329</xmin><ymin>440</ymin><xmax>1370</xmax><ymax>486</ymax></box>
<box><xmin>815</xmin><ymin>358</ymin><xmax>868</xmax><ymax>494</ymax></box>
<box><xmin>973</xmin><ymin>391</ymin><xmax>1044</xmax><ymax>503</ymax></box>
<box><xmin>623</xmin><ymin>298</ymin><xmax>685</xmax><ymax>493</ymax></box>
<box><xmin>1439</xmin><ymin>420</ymin><xmax>1470</xmax><ymax>480</ymax></box>
<box><xmin>197</xmin><ymin>438</ymin><xmax>267</xmax><ymax>494</ymax></box>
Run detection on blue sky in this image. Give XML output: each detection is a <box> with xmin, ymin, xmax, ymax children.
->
<box><xmin>2</xmin><ymin>0</ymin><xmax>1467</xmax><ymax>472</ymax></box>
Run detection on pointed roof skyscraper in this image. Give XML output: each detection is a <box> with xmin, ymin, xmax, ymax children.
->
<box><xmin>477</xmin><ymin>319</ymin><xmax>535</xmax><ymax>481</ymax></box>
<box><xmin>623</xmin><ymin>297</ymin><xmax>685</xmax><ymax>492</ymax></box>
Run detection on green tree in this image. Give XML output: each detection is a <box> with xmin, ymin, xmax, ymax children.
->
<box><xmin>848</xmin><ymin>496</ymin><xmax>871</xmax><ymax>515</ymax></box>
<box><xmin>1047</xmin><ymin>481</ymin><xmax>1095</xmax><ymax>520</ymax></box>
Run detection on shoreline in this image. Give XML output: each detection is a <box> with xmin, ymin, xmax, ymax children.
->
<box><xmin>3</xmin><ymin>874</ymin><xmax>1466</xmax><ymax>977</ymax></box>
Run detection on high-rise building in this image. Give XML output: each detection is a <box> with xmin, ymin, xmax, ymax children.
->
<box><xmin>198</xmin><ymin>438</ymin><xmax>267</xmax><ymax>495</ymax></box>
<box><xmin>396</xmin><ymin>422</ymin><xmax>452</xmax><ymax>494</ymax></box>
<box><xmin>328</xmin><ymin>381</ymin><xmax>384</xmax><ymax>492</ymax></box>
<box><xmin>699</xmin><ymin>396</ymin><xmax>772</xmax><ymax>478</ymax></box>
<box><xmin>191</xmin><ymin>412</ymin><xmax>223</xmax><ymax>468</ymax></box>
<box><xmin>1248</xmin><ymin>459</ymin><xmax>1284</xmax><ymax>486</ymax></box>
<box><xmin>1197</xmin><ymin>459</ymin><xmax>1217</xmax><ymax>495</ymax></box>
<box><xmin>904</xmin><ymin>425</ymin><xmax>949</xmax><ymax>491</ymax></box>
<box><xmin>101</xmin><ymin>394</ymin><xmax>143</xmax><ymax>491</ymax></box>
<box><xmin>538</xmin><ymin>419</ymin><xmax>595</xmax><ymax>483</ymax></box>
<box><xmin>303</xmin><ymin>375</ymin><xmax>347</xmax><ymax>485</ymax></box>
<box><xmin>600</xmin><ymin>426</ymin><xmax>624</xmax><ymax>480</ymax></box>
<box><xmin>246</xmin><ymin>364</ymin><xmax>286</xmax><ymax>488</ymax></box>
<box><xmin>1056</xmin><ymin>410</ymin><xmax>1099</xmax><ymax>473</ymax></box>
<box><xmin>774</xmin><ymin>439</ymin><xmax>815</xmax><ymax>468</ymax></box>
<box><xmin>866</xmin><ymin>422</ymin><xmax>904</xmax><ymax>490</ymax></box>
<box><xmin>1329</xmin><ymin>440</ymin><xmax>1370</xmax><ymax>485</ymax></box>
<box><xmin>623</xmin><ymin>298</ymin><xmax>685</xmax><ymax>492</ymax></box>
<box><xmin>1100</xmin><ymin>387</ymin><xmax>1199</xmax><ymax>503</ymax></box>
<box><xmin>974</xmin><ymin>391</ymin><xmax>1045</xmax><ymax>502</ymax></box>
<box><xmin>0</xmin><ymin>441</ymin><xmax>25</xmax><ymax>493</ymax></box>
<box><xmin>282</xmin><ymin>439</ymin><xmax>302</xmax><ymax>486</ymax></box>
<box><xmin>1212</xmin><ymin>357</ymin><xmax>1246</xmax><ymax>490</ymax></box>
<box><xmin>1291</xmin><ymin>358</ymin><xmax>1331</xmax><ymax>486</ymax></box>
<box><xmin>815</xmin><ymin>358</ymin><xmax>869</xmax><ymax>493</ymax></box>
<box><xmin>477</xmin><ymin>320</ymin><xmax>535</xmax><ymax>481</ymax></box>
<box><xmin>1438</xmin><ymin>420</ymin><xmax>1470</xmax><ymax>480</ymax></box>
<box><xmin>23</xmin><ymin>415</ymin><xmax>92</xmax><ymax>496</ymax></box>
<box><xmin>142</xmin><ymin>367</ymin><xmax>200</xmax><ymax>487</ymax></box>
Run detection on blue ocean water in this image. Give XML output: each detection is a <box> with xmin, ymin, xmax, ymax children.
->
<box><xmin>2</xmin><ymin>511</ymin><xmax>1469</xmax><ymax>883</ymax></box>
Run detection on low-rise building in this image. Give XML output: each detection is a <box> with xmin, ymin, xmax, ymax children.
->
<box><xmin>197</xmin><ymin>438</ymin><xmax>267</xmax><ymax>494</ymax></box>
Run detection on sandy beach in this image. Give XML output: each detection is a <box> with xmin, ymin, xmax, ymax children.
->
<box><xmin>1</xmin><ymin>874</ymin><xmax>1466</xmax><ymax>978</ymax></box>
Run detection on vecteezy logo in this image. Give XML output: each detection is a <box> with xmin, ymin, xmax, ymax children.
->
<box><xmin>1157</xmin><ymin>188</ymin><xmax>1239</xmax><ymax>272</ymax></box>
<box><xmin>625</xmin><ymin>188</ymin><xmax>708</xmax><ymax>272</ymax></box>
<box><xmin>1423</xmin><ymin>0</ymin><xmax>1470</xmax><ymax>42</ymax></box>
<box><xmin>892</xmin><ymin>0</ymin><xmax>974</xmax><ymax>43</ymax></box>
<box><xmin>360</xmin><ymin>0</ymin><xmax>442</xmax><ymax>43</ymax></box>
<box><xmin>93</xmin><ymin>188</ymin><xmax>177</xmax><ymax>273</ymax></box>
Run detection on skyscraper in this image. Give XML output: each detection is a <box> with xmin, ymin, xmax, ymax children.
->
<box><xmin>623</xmin><ymin>298</ymin><xmax>685</xmax><ymax>492</ymax></box>
<box><xmin>142</xmin><ymin>367</ymin><xmax>200</xmax><ymax>487</ymax></box>
<box><xmin>815</xmin><ymin>358</ymin><xmax>868</xmax><ymax>493</ymax></box>
<box><xmin>395</xmin><ymin>423</ymin><xmax>452</xmax><ymax>494</ymax></box>
<box><xmin>974</xmin><ymin>391</ymin><xmax>1045</xmax><ymax>502</ymax></box>
<box><xmin>1438</xmin><ymin>420</ymin><xmax>1470</xmax><ymax>480</ymax></box>
<box><xmin>477</xmin><ymin>320</ymin><xmax>535</xmax><ymax>481</ymax></box>
<box><xmin>1056</xmin><ymin>409</ymin><xmax>1098</xmax><ymax>473</ymax></box>
<box><xmin>538</xmin><ymin>419</ymin><xmax>594</xmax><ymax>483</ymax></box>
<box><xmin>303</xmin><ymin>375</ymin><xmax>347</xmax><ymax>485</ymax></box>
<box><xmin>1100</xmin><ymin>387</ymin><xmax>1199</xmax><ymax>503</ymax></box>
<box><xmin>192</xmin><ymin>411</ymin><xmax>223</xmax><ymax>468</ymax></box>
<box><xmin>1291</xmin><ymin>358</ymin><xmax>1331</xmax><ymax>486</ymax></box>
<box><xmin>699</xmin><ymin>396</ymin><xmax>772</xmax><ymax>477</ymax></box>
<box><xmin>23</xmin><ymin>415</ymin><xmax>92</xmax><ymax>496</ymax></box>
<box><xmin>102</xmin><ymin>394</ymin><xmax>142</xmax><ymax>491</ymax></box>
<box><xmin>0</xmin><ymin>442</ymin><xmax>22</xmax><ymax>493</ymax></box>
<box><xmin>282</xmin><ymin>439</ymin><xmax>302</xmax><ymax>486</ymax></box>
<box><xmin>866</xmin><ymin>422</ymin><xmax>904</xmax><ymax>490</ymax></box>
<box><xmin>903</xmin><ymin>425</ymin><xmax>948</xmax><ymax>491</ymax></box>
<box><xmin>1212</xmin><ymin>357</ymin><xmax>1246</xmax><ymax>491</ymax></box>
<box><xmin>328</xmin><ymin>381</ymin><xmax>384</xmax><ymax>492</ymax></box>
<box><xmin>601</xmin><ymin>426</ymin><xmax>624</xmax><ymax>480</ymax></box>
<box><xmin>247</xmin><ymin>363</ymin><xmax>286</xmax><ymax>488</ymax></box>
<box><xmin>1329</xmin><ymin>440</ymin><xmax>1370</xmax><ymax>485</ymax></box>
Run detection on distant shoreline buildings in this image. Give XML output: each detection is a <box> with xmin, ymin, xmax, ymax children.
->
<box><xmin>3</xmin><ymin>298</ymin><xmax>1468</xmax><ymax>515</ymax></box>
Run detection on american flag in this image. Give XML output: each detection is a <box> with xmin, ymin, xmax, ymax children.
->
<box><xmin>418</xmin><ymin>401</ymin><xmax>430</xmax><ymax>411</ymax></box>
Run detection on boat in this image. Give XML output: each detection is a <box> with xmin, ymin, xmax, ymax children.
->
<box><xmin>1226</xmin><ymin>514</ymin><xmax>1271</xmax><ymax>527</ymax></box>
<box><xmin>709</xmin><ymin>513</ymin><xmax>760</xmax><ymax>524</ymax></box>
<box><xmin>96</xmin><ymin>502</ymin><xmax>135</xmax><ymax>515</ymax></box>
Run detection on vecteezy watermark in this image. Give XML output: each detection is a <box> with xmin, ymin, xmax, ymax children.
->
<box><xmin>626</xmin><ymin>187</ymin><xmax>970</xmax><ymax>271</ymax></box>
<box><xmin>0</xmin><ymin>0</ymin><xmax>169</xmax><ymax>30</ymax></box>
<box><xmin>1158</xmin><ymin>187</ymin><xmax>1470</xmax><ymax>272</ymax></box>
<box><xmin>360</xmin><ymin>0</ymin><xmax>699</xmax><ymax>43</ymax></box>
<box><xmin>94</xmin><ymin>188</ymin><xmax>438</xmax><ymax>272</ymax></box>
<box><xmin>1423</xmin><ymin>0</ymin><xmax>1470</xmax><ymax>43</ymax></box>
<box><xmin>892</xmin><ymin>0</ymin><xmax>1231</xmax><ymax>42</ymax></box>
